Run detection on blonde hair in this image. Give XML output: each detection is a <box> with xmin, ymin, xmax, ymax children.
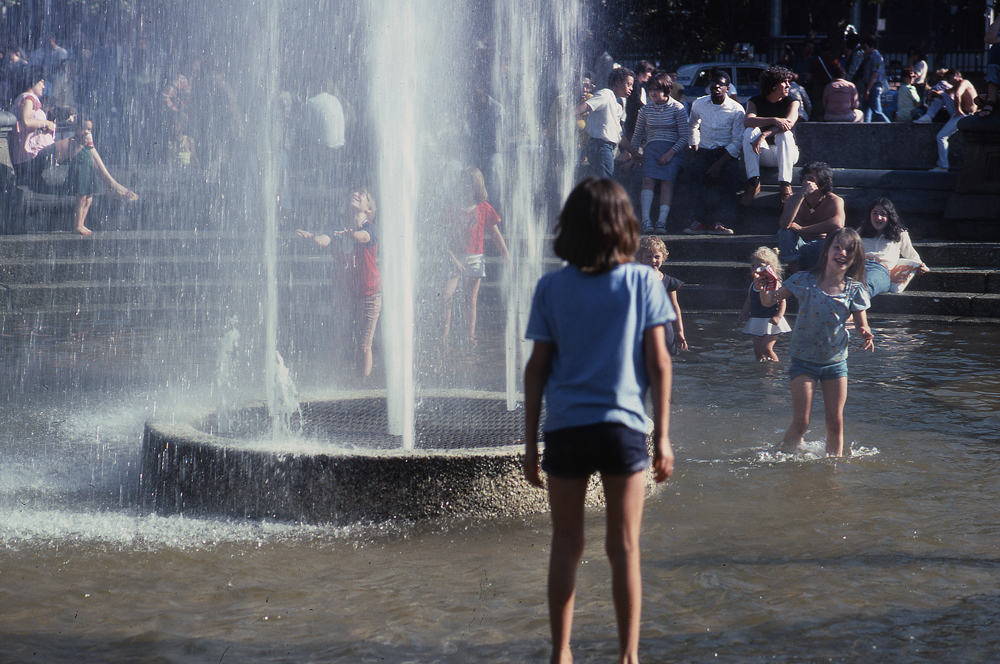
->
<box><xmin>750</xmin><ymin>246</ymin><xmax>783</xmax><ymax>279</ymax></box>
<box><xmin>637</xmin><ymin>235</ymin><xmax>668</xmax><ymax>259</ymax></box>
<box><xmin>460</xmin><ymin>167</ymin><xmax>489</xmax><ymax>204</ymax></box>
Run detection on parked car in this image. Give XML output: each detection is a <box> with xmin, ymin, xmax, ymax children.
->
<box><xmin>674</xmin><ymin>61</ymin><xmax>770</xmax><ymax>106</ymax></box>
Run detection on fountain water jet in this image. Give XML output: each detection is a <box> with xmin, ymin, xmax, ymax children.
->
<box><xmin>140</xmin><ymin>0</ymin><xmax>589</xmax><ymax>523</ymax></box>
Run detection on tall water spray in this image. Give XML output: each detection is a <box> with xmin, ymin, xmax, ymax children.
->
<box><xmin>344</xmin><ymin>0</ymin><xmax>582</xmax><ymax>445</ymax></box>
<box><xmin>493</xmin><ymin>0</ymin><xmax>583</xmax><ymax>410</ymax></box>
<box><xmin>132</xmin><ymin>0</ymin><xmax>584</xmax><ymax>447</ymax></box>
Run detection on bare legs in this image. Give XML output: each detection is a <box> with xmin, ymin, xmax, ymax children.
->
<box><xmin>65</xmin><ymin>140</ymin><xmax>136</xmax><ymax>235</ymax></box>
<box><xmin>547</xmin><ymin>476</ymin><xmax>588</xmax><ymax>664</ymax></box>
<box><xmin>442</xmin><ymin>275</ymin><xmax>482</xmax><ymax>349</ymax></box>
<box><xmin>782</xmin><ymin>375</ymin><xmax>848</xmax><ymax>456</ymax></box>
<box><xmin>604</xmin><ymin>471</ymin><xmax>647</xmax><ymax>664</ymax></box>
<box><xmin>547</xmin><ymin>471</ymin><xmax>647</xmax><ymax>664</ymax></box>
<box><xmin>355</xmin><ymin>293</ymin><xmax>381</xmax><ymax>378</ymax></box>
<box><xmin>752</xmin><ymin>334</ymin><xmax>780</xmax><ymax>362</ymax></box>
<box><xmin>73</xmin><ymin>195</ymin><xmax>94</xmax><ymax>235</ymax></box>
<box><xmin>441</xmin><ymin>275</ymin><xmax>460</xmax><ymax>343</ymax></box>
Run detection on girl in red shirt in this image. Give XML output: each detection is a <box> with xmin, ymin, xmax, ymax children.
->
<box><xmin>297</xmin><ymin>186</ymin><xmax>381</xmax><ymax>378</ymax></box>
<box><xmin>442</xmin><ymin>167</ymin><xmax>509</xmax><ymax>350</ymax></box>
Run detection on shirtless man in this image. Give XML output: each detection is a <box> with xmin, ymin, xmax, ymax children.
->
<box><xmin>777</xmin><ymin>161</ymin><xmax>845</xmax><ymax>272</ymax></box>
<box><xmin>932</xmin><ymin>70</ymin><xmax>977</xmax><ymax>171</ymax></box>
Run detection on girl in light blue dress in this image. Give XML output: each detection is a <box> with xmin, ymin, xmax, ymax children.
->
<box><xmin>756</xmin><ymin>228</ymin><xmax>874</xmax><ymax>456</ymax></box>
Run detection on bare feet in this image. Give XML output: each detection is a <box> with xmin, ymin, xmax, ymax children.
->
<box><xmin>74</xmin><ymin>226</ymin><xmax>92</xmax><ymax>236</ymax></box>
<box><xmin>777</xmin><ymin>439</ymin><xmax>804</xmax><ymax>455</ymax></box>
<box><xmin>113</xmin><ymin>187</ymin><xmax>139</xmax><ymax>202</ymax></box>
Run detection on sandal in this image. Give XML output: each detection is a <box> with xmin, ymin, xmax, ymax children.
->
<box><xmin>979</xmin><ymin>101</ymin><xmax>995</xmax><ymax>118</ymax></box>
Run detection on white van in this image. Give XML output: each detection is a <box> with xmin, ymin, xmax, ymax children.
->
<box><xmin>674</xmin><ymin>61</ymin><xmax>770</xmax><ymax>106</ymax></box>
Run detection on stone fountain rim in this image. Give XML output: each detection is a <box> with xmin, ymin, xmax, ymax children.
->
<box><xmin>144</xmin><ymin>387</ymin><xmax>528</xmax><ymax>459</ymax></box>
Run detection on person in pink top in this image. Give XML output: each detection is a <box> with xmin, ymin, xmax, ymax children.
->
<box><xmin>12</xmin><ymin>69</ymin><xmax>137</xmax><ymax>233</ymax></box>
<box><xmin>822</xmin><ymin>67</ymin><xmax>863</xmax><ymax>122</ymax></box>
<box><xmin>11</xmin><ymin>68</ymin><xmax>60</xmax><ymax>189</ymax></box>
<box><xmin>442</xmin><ymin>166</ymin><xmax>509</xmax><ymax>351</ymax></box>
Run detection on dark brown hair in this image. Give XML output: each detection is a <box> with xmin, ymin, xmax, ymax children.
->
<box><xmin>608</xmin><ymin>67</ymin><xmax>635</xmax><ymax>89</ymax></box>
<box><xmin>800</xmin><ymin>161</ymin><xmax>834</xmax><ymax>194</ymax></box>
<box><xmin>759</xmin><ymin>66</ymin><xmax>794</xmax><ymax>96</ymax></box>
<box><xmin>648</xmin><ymin>72</ymin><xmax>674</xmax><ymax>96</ymax></box>
<box><xmin>811</xmin><ymin>227</ymin><xmax>867</xmax><ymax>285</ymax></box>
<box><xmin>858</xmin><ymin>197</ymin><xmax>905</xmax><ymax>243</ymax></box>
<box><xmin>554</xmin><ymin>178</ymin><xmax>639</xmax><ymax>272</ymax></box>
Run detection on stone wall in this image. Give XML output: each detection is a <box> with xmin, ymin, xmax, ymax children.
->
<box><xmin>794</xmin><ymin>121</ymin><xmax>965</xmax><ymax>171</ymax></box>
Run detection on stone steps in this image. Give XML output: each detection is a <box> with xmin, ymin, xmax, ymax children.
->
<box><xmin>654</xmin><ymin>234</ymin><xmax>1000</xmax><ymax>318</ymax></box>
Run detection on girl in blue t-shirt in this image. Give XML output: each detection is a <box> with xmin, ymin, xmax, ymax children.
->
<box><xmin>756</xmin><ymin>228</ymin><xmax>875</xmax><ymax>457</ymax></box>
<box><xmin>523</xmin><ymin>177</ymin><xmax>674</xmax><ymax>664</ymax></box>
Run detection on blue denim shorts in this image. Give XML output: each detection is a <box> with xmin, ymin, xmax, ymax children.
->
<box><xmin>789</xmin><ymin>357</ymin><xmax>848</xmax><ymax>382</ymax></box>
<box><xmin>542</xmin><ymin>422</ymin><xmax>649</xmax><ymax>479</ymax></box>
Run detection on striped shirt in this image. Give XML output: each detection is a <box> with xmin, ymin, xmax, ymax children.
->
<box><xmin>630</xmin><ymin>98</ymin><xmax>691</xmax><ymax>156</ymax></box>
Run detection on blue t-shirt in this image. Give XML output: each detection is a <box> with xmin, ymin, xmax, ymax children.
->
<box><xmin>864</xmin><ymin>49</ymin><xmax>887</xmax><ymax>89</ymax></box>
<box><xmin>784</xmin><ymin>271</ymin><xmax>870</xmax><ymax>365</ymax></box>
<box><xmin>525</xmin><ymin>262</ymin><xmax>675</xmax><ymax>433</ymax></box>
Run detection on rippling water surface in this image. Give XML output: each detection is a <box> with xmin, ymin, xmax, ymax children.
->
<box><xmin>2</xmin><ymin>314</ymin><xmax>999</xmax><ymax>663</ymax></box>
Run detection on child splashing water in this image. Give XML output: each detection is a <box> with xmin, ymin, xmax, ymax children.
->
<box><xmin>740</xmin><ymin>246</ymin><xmax>791</xmax><ymax>361</ymax></box>
<box><xmin>296</xmin><ymin>186</ymin><xmax>382</xmax><ymax>379</ymax></box>
<box><xmin>757</xmin><ymin>228</ymin><xmax>874</xmax><ymax>456</ymax></box>
<box><xmin>523</xmin><ymin>178</ymin><xmax>674</xmax><ymax>664</ymax></box>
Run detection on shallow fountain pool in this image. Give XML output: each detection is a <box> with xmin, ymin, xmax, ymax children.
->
<box><xmin>2</xmin><ymin>313</ymin><xmax>999</xmax><ymax>662</ymax></box>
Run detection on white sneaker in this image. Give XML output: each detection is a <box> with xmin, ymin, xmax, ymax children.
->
<box><xmin>929</xmin><ymin>166</ymin><xmax>948</xmax><ymax>172</ymax></box>
<box><xmin>914</xmin><ymin>114</ymin><xmax>932</xmax><ymax>124</ymax></box>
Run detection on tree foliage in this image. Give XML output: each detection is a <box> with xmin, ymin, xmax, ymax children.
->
<box><xmin>591</xmin><ymin>0</ymin><xmax>770</xmax><ymax>66</ymax></box>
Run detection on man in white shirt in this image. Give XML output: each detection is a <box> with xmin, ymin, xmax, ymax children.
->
<box><xmin>683</xmin><ymin>71</ymin><xmax>744</xmax><ymax>235</ymax></box>
<box><xmin>577</xmin><ymin>67</ymin><xmax>643</xmax><ymax>179</ymax></box>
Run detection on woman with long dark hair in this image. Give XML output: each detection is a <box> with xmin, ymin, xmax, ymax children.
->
<box><xmin>856</xmin><ymin>197</ymin><xmax>929</xmax><ymax>297</ymax></box>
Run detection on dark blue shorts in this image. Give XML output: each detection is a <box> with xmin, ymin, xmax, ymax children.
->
<box><xmin>542</xmin><ymin>422</ymin><xmax>649</xmax><ymax>479</ymax></box>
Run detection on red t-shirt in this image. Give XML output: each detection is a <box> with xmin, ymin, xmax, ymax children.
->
<box><xmin>448</xmin><ymin>202</ymin><xmax>500</xmax><ymax>255</ymax></box>
<box><xmin>330</xmin><ymin>221</ymin><xmax>381</xmax><ymax>298</ymax></box>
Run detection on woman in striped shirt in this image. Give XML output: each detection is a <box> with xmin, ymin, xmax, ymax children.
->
<box><xmin>631</xmin><ymin>72</ymin><xmax>691</xmax><ymax>233</ymax></box>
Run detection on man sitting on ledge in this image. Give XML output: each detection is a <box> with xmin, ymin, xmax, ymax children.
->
<box><xmin>777</xmin><ymin>161</ymin><xmax>844</xmax><ymax>273</ymax></box>
<box><xmin>741</xmin><ymin>66</ymin><xmax>800</xmax><ymax>206</ymax></box>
